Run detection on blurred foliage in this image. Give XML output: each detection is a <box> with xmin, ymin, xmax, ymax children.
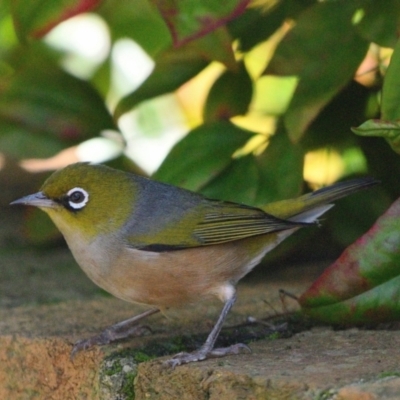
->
<box><xmin>2</xmin><ymin>0</ymin><xmax>400</xmax><ymax>257</ymax></box>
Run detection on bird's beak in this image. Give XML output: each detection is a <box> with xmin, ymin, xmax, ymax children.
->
<box><xmin>10</xmin><ymin>191</ymin><xmax>57</xmax><ymax>209</ymax></box>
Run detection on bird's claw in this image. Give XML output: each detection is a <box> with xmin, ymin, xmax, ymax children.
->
<box><xmin>209</xmin><ymin>343</ymin><xmax>250</xmax><ymax>357</ymax></box>
<box><xmin>163</xmin><ymin>343</ymin><xmax>251</xmax><ymax>368</ymax></box>
<box><xmin>163</xmin><ymin>351</ymin><xmax>206</xmax><ymax>369</ymax></box>
<box><xmin>70</xmin><ymin>334</ymin><xmax>107</xmax><ymax>359</ymax></box>
<box><xmin>70</xmin><ymin>324</ymin><xmax>152</xmax><ymax>360</ymax></box>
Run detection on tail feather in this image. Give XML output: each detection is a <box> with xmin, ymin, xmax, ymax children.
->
<box><xmin>263</xmin><ymin>177</ymin><xmax>379</xmax><ymax>220</ymax></box>
<box><xmin>288</xmin><ymin>204</ymin><xmax>334</xmax><ymax>223</ymax></box>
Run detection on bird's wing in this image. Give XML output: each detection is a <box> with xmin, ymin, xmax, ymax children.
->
<box><xmin>133</xmin><ymin>200</ymin><xmax>309</xmax><ymax>252</ymax></box>
<box><xmin>192</xmin><ymin>202</ymin><xmax>304</xmax><ymax>245</ymax></box>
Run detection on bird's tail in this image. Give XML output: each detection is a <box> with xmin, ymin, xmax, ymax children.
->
<box><xmin>262</xmin><ymin>177</ymin><xmax>379</xmax><ymax>222</ymax></box>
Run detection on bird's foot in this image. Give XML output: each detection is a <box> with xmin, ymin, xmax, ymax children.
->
<box><xmin>163</xmin><ymin>343</ymin><xmax>250</xmax><ymax>368</ymax></box>
<box><xmin>71</xmin><ymin>324</ymin><xmax>151</xmax><ymax>359</ymax></box>
<box><xmin>70</xmin><ymin>308</ymin><xmax>159</xmax><ymax>359</ymax></box>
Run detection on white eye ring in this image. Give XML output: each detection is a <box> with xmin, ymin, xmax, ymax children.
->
<box><xmin>67</xmin><ymin>187</ymin><xmax>89</xmax><ymax>210</ymax></box>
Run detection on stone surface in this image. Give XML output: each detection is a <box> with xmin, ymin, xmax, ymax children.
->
<box><xmin>1</xmin><ymin>277</ymin><xmax>400</xmax><ymax>399</ymax></box>
<box><xmin>135</xmin><ymin>329</ymin><xmax>400</xmax><ymax>400</ymax></box>
<box><xmin>0</xmin><ymin>336</ymin><xmax>102</xmax><ymax>400</ymax></box>
<box><xmin>0</xmin><ymin>282</ymin><xmax>298</xmax><ymax>400</ymax></box>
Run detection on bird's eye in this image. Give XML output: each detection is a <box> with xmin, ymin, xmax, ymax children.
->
<box><xmin>66</xmin><ymin>187</ymin><xmax>89</xmax><ymax>210</ymax></box>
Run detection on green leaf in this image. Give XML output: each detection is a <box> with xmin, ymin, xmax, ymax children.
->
<box><xmin>0</xmin><ymin>2</ymin><xmax>18</xmax><ymax>54</ymax></box>
<box><xmin>352</xmin><ymin>119</ymin><xmax>400</xmax><ymax>137</ymax></box>
<box><xmin>150</xmin><ymin>0</ymin><xmax>250</xmax><ymax>47</ymax></box>
<box><xmin>11</xmin><ymin>0</ymin><xmax>102</xmax><ymax>42</ymax></box>
<box><xmin>300</xmin><ymin>196</ymin><xmax>400</xmax><ymax>324</ymax></box>
<box><xmin>203</xmin><ymin>62</ymin><xmax>253</xmax><ymax>122</ymax></box>
<box><xmin>252</xmin><ymin>75</ymin><xmax>298</xmax><ymax>117</ymax></box>
<box><xmin>355</xmin><ymin>0</ymin><xmax>400</xmax><ymax>48</ymax></box>
<box><xmin>153</xmin><ymin>120</ymin><xmax>253</xmax><ymax>191</ymax></box>
<box><xmin>255</xmin><ymin>130</ymin><xmax>304</xmax><ymax>206</ymax></box>
<box><xmin>189</xmin><ymin>27</ymin><xmax>237</xmax><ymax>71</ymax></box>
<box><xmin>0</xmin><ymin>45</ymin><xmax>116</xmax><ymax>157</ymax></box>
<box><xmin>227</xmin><ymin>6</ymin><xmax>286</xmax><ymax>52</ymax></box>
<box><xmin>303</xmin><ymin>81</ymin><xmax>371</xmax><ymax>151</ymax></box>
<box><xmin>352</xmin><ymin>120</ymin><xmax>400</xmax><ymax>155</ymax></box>
<box><xmin>154</xmin><ymin>123</ymin><xmax>303</xmax><ymax>206</ymax></box>
<box><xmin>98</xmin><ymin>0</ymin><xmax>171</xmax><ymax>57</ymax></box>
<box><xmin>114</xmin><ymin>25</ymin><xmax>240</xmax><ymax>120</ymax></box>
<box><xmin>352</xmin><ymin>39</ymin><xmax>400</xmax><ymax>154</ymax></box>
<box><xmin>381</xmin><ymin>38</ymin><xmax>400</xmax><ymax>121</ymax></box>
<box><xmin>301</xmin><ymin>275</ymin><xmax>400</xmax><ymax>325</ymax></box>
<box><xmin>265</xmin><ymin>0</ymin><xmax>369</xmax><ymax>142</ymax></box>
<box><xmin>200</xmin><ymin>155</ymin><xmax>259</xmax><ymax>204</ymax></box>
<box><xmin>360</xmin><ymin>135</ymin><xmax>400</xmax><ymax>199</ymax></box>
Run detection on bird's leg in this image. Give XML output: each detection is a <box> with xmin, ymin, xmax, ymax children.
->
<box><xmin>164</xmin><ymin>293</ymin><xmax>250</xmax><ymax>368</ymax></box>
<box><xmin>71</xmin><ymin>308</ymin><xmax>160</xmax><ymax>358</ymax></box>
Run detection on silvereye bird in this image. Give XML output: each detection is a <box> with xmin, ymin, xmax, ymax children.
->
<box><xmin>11</xmin><ymin>163</ymin><xmax>377</xmax><ymax>367</ymax></box>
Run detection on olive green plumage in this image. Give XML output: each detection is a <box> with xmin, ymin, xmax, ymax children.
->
<box><xmin>37</xmin><ymin>162</ymin><xmax>308</xmax><ymax>249</ymax></box>
<box><xmin>35</xmin><ymin>163</ymin><xmax>376</xmax><ymax>250</ymax></box>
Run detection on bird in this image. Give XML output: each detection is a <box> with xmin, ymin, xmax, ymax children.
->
<box><xmin>11</xmin><ymin>162</ymin><xmax>378</xmax><ymax>367</ymax></box>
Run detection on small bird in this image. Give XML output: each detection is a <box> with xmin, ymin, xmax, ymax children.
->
<box><xmin>11</xmin><ymin>163</ymin><xmax>377</xmax><ymax>367</ymax></box>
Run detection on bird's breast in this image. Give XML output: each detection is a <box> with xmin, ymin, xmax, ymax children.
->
<box><xmin>64</xmin><ymin>229</ymin><xmax>296</xmax><ymax>308</ymax></box>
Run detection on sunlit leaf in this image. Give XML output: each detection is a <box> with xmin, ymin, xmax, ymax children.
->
<box><xmin>114</xmin><ymin>25</ymin><xmax>241</xmax><ymax>120</ymax></box>
<box><xmin>153</xmin><ymin>120</ymin><xmax>253</xmax><ymax>191</ymax></box>
<box><xmin>265</xmin><ymin>0</ymin><xmax>369</xmax><ymax>142</ymax></box>
<box><xmin>114</xmin><ymin>45</ymin><xmax>208</xmax><ymax>120</ymax></box>
<box><xmin>11</xmin><ymin>0</ymin><xmax>102</xmax><ymax>41</ymax></box>
<box><xmin>252</xmin><ymin>76</ymin><xmax>298</xmax><ymax>117</ymax></box>
<box><xmin>0</xmin><ymin>2</ymin><xmax>18</xmax><ymax>53</ymax></box>
<box><xmin>203</xmin><ymin>62</ymin><xmax>253</xmax><ymax>122</ymax></box>
<box><xmin>151</xmin><ymin>0</ymin><xmax>250</xmax><ymax>47</ymax></box>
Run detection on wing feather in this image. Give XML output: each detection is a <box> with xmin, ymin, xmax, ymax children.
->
<box><xmin>193</xmin><ymin>203</ymin><xmax>308</xmax><ymax>245</ymax></box>
<box><xmin>129</xmin><ymin>193</ymin><xmax>311</xmax><ymax>251</ymax></box>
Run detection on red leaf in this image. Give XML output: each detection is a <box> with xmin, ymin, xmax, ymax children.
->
<box><xmin>300</xmin><ymin>196</ymin><xmax>400</xmax><ymax>309</ymax></box>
